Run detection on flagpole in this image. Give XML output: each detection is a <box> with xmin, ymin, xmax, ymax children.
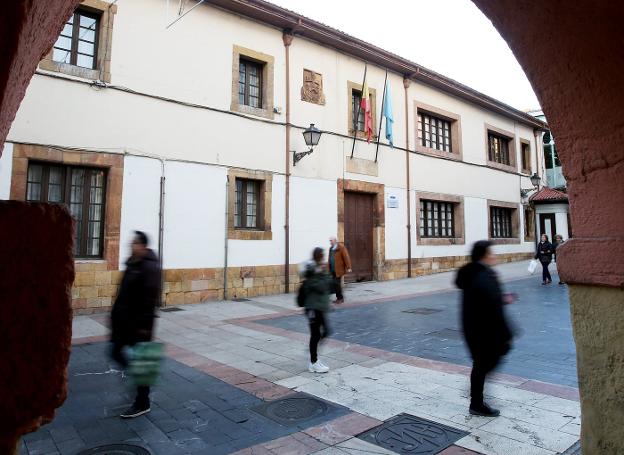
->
<box><xmin>374</xmin><ymin>70</ymin><xmax>388</xmax><ymax>163</ymax></box>
<box><xmin>350</xmin><ymin>63</ymin><xmax>368</xmax><ymax>160</ymax></box>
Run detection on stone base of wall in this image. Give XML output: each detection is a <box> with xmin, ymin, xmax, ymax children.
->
<box><xmin>381</xmin><ymin>252</ymin><xmax>533</xmax><ymax>281</ymax></box>
<box><xmin>72</xmin><ymin>253</ymin><xmax>533</xmax><ymax>314</ymax></box>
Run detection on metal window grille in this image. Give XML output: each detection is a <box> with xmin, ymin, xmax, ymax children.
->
<box><xmin>234</xmin><ymin>178</ymin><xmax>262</xmax><ymax>229</ymax></box>
<box><xmin>419</xmin><ymin>200</ymin><xmax>455</xmax><ymax>238</ymax></box>
<box><xmin>490</xmin><ymin>207</ymin><xmax>513</xmax><ymax>238</ymax></box>
<box><xmin>418</xmin><ymin>112</ymin><xmax>452</xmax><ymax>152</ymax></box>
<box><xmin>239</xmin><ymin>58</ymin><xmax>263</xmax><ymax>108</ymax></box>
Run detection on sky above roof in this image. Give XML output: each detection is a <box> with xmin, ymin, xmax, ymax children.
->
<box><xmin>268</xmin><ymin>0</ymin><xmax>541</xmax><ymax>111</ymax></box>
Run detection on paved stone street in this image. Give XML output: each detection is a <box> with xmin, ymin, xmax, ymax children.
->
<box><xmin>22</xmin><ymin>261</ymin><xmax>581</xmax><ymax>455</ymax></box>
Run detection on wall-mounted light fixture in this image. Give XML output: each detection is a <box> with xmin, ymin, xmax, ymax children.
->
<box><xmin>293</xmin><ymin>124</ymin><xmax>322</xmax><ymax>166</ymax></box>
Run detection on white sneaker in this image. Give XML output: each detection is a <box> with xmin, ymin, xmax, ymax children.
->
<box><xmin>308</xmin><ymin>361</ymin><xmax>329</xmax><ymax>373</ymax></box>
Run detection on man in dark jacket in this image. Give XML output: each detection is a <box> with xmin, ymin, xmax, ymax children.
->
<box><xmin>111</xmin><ymin>231</ymin><xmax>161</xmax><ymax>418</ymax></box>
<box><xmin>456</xmin><ymin>240</ymin><xmax>513</xmax><ymax>417</ymax></box>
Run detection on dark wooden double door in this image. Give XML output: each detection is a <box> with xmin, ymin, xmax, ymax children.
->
<box><xmin>344</xmin><ymin>191</ymin><xmax>374</xmax><ymax>282</ymax></box>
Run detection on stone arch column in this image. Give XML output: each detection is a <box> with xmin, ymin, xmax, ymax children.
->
<box><xmin>471</xmin><ymin>1</ymin><xmax>624</xmax><ymax>453</ymax></box>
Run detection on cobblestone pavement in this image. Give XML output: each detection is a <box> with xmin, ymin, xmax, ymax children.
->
<box><xmin>22</xmin><ymin>261</ymin><xmax>581</xmax><ymax>455</ymax></box>
<box><xmin>259</xmin><ymin>274</ymin><xmax>578</xmax><ymax>387</ymax></box>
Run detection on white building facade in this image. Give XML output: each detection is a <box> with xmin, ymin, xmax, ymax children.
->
<box><xmin>0</xmin><ymin>0</ymin><xmax>547</xmax><ymax>313</ymax></box>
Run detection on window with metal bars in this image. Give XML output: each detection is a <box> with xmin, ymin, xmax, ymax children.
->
<box><xmin>239</xmin><ymin>58</ymin><xmax>263</xmax><ymax>108</ymax></box>
<box><xmin>490</xmin><ymin>207</ymin><xmax>513</xmax><ymax>238</ymax></box>
<box><xmin>234</xmin><ymin>178</ymin><xmax>262</xmax><ymax>229</ymax></box>
<box><xmin>488</xmin><ymin>132</ymin><xmax>511</xmax><ymax>165</ymax></box>
<box><xmin>419</xmin><ymin>200</ymin><xmax>455</xmax><ymax>238</ymax></box>
<box><xmin>351</xmin><ymin>89</ymin><xmax>365</xmax><ymax>132</ymax></box>
<box><xmin>26</xmin><ymin>162</ymin><xmax>107</xmax><ymax>258</ymax></box>
<box><xmin>52</xmin><ymin>8</ymin><xmax>100</xmax><ymax>69</ymax></box>
<box><xmin>418</xmin><ymin>113</ymin><xmax>452</xmax><ymax>152</ymax></box>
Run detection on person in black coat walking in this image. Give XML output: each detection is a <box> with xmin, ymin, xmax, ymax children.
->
<box><xmin>535</xmin><ymin>234</ymin><xmax>554</xmax><ymax>285</ymax></box>
<box><xmin>111</xmin><ymin>231</ymin><xmax>161</xmax><ymax>418</ymax></box>
<box><xmin>456</xmin><ymin>240</ymin><xmax>513</xmax><ymax>417</ymax></box>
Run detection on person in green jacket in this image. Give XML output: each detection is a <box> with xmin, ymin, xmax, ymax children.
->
<box><xmin>302</xmin><ymin>247</ymin><xmax>332</xmax><ymax>373</ymax></box>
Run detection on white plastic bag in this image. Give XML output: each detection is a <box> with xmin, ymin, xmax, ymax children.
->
<box><xmin>528</xmin><ymin>259</ymin><xmax>538</xmax><ymax>275</ymax></box>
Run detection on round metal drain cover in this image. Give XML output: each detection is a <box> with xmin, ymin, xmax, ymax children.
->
<box><xmin>77</xmin><ymin>444</ymin><xmax>151</xmax><ymax>455</ymax></box>
<box><xmin>265</xmin><ymin>397</ymin><xmax>328</xmax><ymax>423</ymax></box>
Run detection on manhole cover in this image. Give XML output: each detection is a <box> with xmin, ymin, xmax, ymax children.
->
<box><xmin>251</xmin><ymin>392</ymin><xmax>345</xmax><ymax>427</ymax></box>
<box><xmin>160</xmin><ymin>306</ymin><xmax>184</xmax><ymax>312</ymax></box>
<box><xmin>77</xmin><ymin>444</ymin><xmax>151</xmax><ymax>455</ymax></box>
<box><xmin>358</xmin><ymin>413</ymin><xmax>468</xmax><ymax>455</ymax></box>
<box><xmin>402</xmin><ymin>308</ymin><xmax>442</xmax><ymax>315</ymax></box>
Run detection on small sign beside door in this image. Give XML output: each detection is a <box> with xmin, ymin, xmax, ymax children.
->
<box><xmin>386</xmin><ymin>194</ymin><xmax>399</xmax><ymax>208</ymax></box>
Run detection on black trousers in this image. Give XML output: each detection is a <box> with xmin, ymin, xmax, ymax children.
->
<box><xmin>470</xmin><ymin>352</ymin><xmax>501</xmax><ymax>405</ymax></box>
<box><xmin>332</xmin><ymin>272</ymin><xmax>343</xmax><ymax>300</ymax></box>
<box><xmin>542</xmin><ymin>262</ymin><xmax>552</xmax><ymax>282</ymax></box>
<box><xmin>307</xmin><ymin>309</ymin><xmax>330</xmax><ymax>363</ymax></box>
<box><xmin>112</xmin><ymin>341</ymin><xmax>150</xmax><ymax>408</ymax></box>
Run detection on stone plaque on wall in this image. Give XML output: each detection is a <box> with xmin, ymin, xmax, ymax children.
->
<box><xmin>301</xmin><ymin>69</ymin><xmax>326</xmax><ymax>105</ymax></box>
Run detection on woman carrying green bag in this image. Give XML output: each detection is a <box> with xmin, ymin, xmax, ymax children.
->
<box><xmin>110</xmin><ymin>231</ymin><xmax>161</xmax><ymax>419</ymax></box>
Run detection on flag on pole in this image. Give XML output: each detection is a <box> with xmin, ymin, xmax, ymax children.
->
<box><xmin>361</xmin><ymin>82</ymin><xmax>373</xmax><ymax>143</ymax></box>
<box><xmin>383</xmin><ymin>83</ymin><xmax>394</xmax><ymax>146</ymax></box>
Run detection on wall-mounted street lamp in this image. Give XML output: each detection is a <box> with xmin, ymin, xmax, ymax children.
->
<box><xmin>520</xmin><ymin>172</ymin><xmax>542</xmax><ymax>203</ymax></box>
<box><xmin>293</xmin><ymin>124</ymin><xmax>322</xmax><ymax>166</ymax></box>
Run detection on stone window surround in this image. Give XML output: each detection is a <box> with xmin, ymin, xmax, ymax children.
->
<box><xmin>487</xmin><ymin>199</ymin><xmax>521</xmax><ymax>245</ymax></box>
<box><xmin>415</xmin><ymin>191</ymin><xmax>465</xmax><ymax>246</ymax></box>
<box><xmin>414</xmin><ymin>101</ymin><xmax>463</xmax><ymax>161</ymax></box>
<box><xmin>227</xmin><ymin>168</ymin><xmax>272</xmax><ymax>240</ymax></box>
<box><xmin>231</xmin><ymin>45</ymin><xmax>275</xmax><ymax>120</ymax></box>
<box><xmin>347</xmin><ymin>81</ymin><xmax>377</xmax><ymax>140</ymax></box>
<box><xmin>520</xmin><ymin>138</ymin><xmax>532</xmax><ymax>174</ymax></box>
<box><xmin>39</xmin><ymin>0</ymin><xmax>117</xmax><ymax>83</ymax></box>
<box><xmin>485</xmin><ymin>123</ymin><xmax>517</xmax><ymax>172</ymax></box>
<box><xmin>337</xmin><ymin>179</ymin><xmax>385</xmax><ymax>280</ymax></box>
<box><xmin>10</xmin><ymin>143</ymin><xmax>124</xmax><ymax>270</ymax></box>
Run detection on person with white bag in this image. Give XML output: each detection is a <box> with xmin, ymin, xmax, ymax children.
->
<box><xmin>535</xmin><ymin>234</ymin><xmax>554</xmax><ymax>285</ymax></box>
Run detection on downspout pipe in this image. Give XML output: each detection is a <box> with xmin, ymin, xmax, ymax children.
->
<box><xmin>283</xmin><ymin>30</ymin><xmax>293</xmax><ymax>294</ymax></box>
<box><xmin>403</xmin><ymin>77</ymin><xmax>412</xmax><ymax>278</ymax></box>
<box><xmin>158</xmin><ymin>159</ymin><xmax>165</xmax><ymax>306</ymax></box>
<box><xmin>223</xmin><ymin>175</ymin><xmax>229</xmax><ymax>300</ymax></box>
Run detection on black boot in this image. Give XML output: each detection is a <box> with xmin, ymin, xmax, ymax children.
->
<box><xmin>469</xmin><ymin>401</ymin><xmax>500</xmax><ymax>417</ymax></box>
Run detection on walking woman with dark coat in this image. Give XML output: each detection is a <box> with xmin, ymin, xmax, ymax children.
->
<box><xmin>111</xmin><ymin>231</ymin><xmax>161</xmax><ymax>418</ymax></box>
<box><xmin>301</xmin><ymin>247</ymin><xmax>332</xmax><ymax>373</ymax></box>
<box><xmin>456</xmin><ymin>240</ymin><xmax>513</xmax><ymax>417</ymax></box>
<box><xmin>535</xmin><ymin>234</ymin><xmax>554</xmax><ymax>285</ymax></box>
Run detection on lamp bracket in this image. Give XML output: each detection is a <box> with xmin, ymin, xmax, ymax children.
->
<box><xmin>293</xmin><ymin>148</ymin><xmax>313</xmax><ymax>166</ymax></box>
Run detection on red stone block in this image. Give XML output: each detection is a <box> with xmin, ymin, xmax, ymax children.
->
<box><xmin>0</xmin><ymin>202</ymin><xmax>74</xmax><ymax>450</ymax></box>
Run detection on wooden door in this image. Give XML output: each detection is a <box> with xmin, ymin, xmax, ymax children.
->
<box><xmin>539</xmin><ymin>213</ymin><xmax>557</xmax><ymax>242</ymax></box>
<box><xmin>344</xmin><ymin>192</ymin><xmax>374</xmax><ymax>282</ymax></box>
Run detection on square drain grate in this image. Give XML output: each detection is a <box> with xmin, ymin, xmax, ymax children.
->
<box><xmin>251</xmin><ymin>392</ymin><xmax>348</xmax><ymax>428</ymax></box>
<box><xmin>358</xmin><ymin>413</ymin><xmax>468</xmax><ymax>455</ymax></box>
<box><xmin>160</xmin><ymin>307</ymin><xmax>184</xmax><ymax>312</ymax></box>
<box><xmin>402</xmin><ymin>308</ymin><xmax>442</xmax><ymax>315</ymax></box>
<box><xmin>234</xmin><ymin>298</ymin><xmax>251</xmax><ymax>302</ymax></box>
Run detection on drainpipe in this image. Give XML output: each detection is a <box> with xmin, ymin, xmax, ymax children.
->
<box><xmin>283</xmin><ymin>30</ymin><xmax>294</xmax><ymax>294</ymax></box>
<box><xmin>403</xmin><ymin>77</ymin><xmax>412</xmax><ymax>278</ymax></box>
<box><xmin>223</xmin><ymin>175</ymin><xmax>229</xmax><ymax>300</ymax></box>
<box><xmin>158</xmin><ymin>159</ymin><xmax>165</xmax><ymax>306</ymax></box>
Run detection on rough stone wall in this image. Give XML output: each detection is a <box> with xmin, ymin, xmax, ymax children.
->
<box><xmin>570</xmin><ymin>285</ymin><xmax>624</xmax><ymax>454</ymax></box>
<box><xmin>0</xmin><ymin>202</ymin><xmax>74</xmax><ymax>451</ymax></box>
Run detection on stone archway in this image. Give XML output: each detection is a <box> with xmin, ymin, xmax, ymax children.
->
<box><xmin>471</xmin><ymin>1</ymin><xmax>624</xmax><ymax>453</ymax></box>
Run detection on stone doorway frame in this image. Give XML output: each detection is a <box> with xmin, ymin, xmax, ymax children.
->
<box><xmin>337</xmin><ymin>179</ymin><xmax>385</xmax><ymax>281</ymax></box>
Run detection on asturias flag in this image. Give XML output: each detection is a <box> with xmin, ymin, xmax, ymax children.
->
<box><xmin>383</xmin><ymin>83</ymin><xmax>394</xmax><ymax>147</ymax></box>
<box><xmin>361</xmin><ymin>82</ymin><xmax>373</xmax><ymax>143</ymax></box>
